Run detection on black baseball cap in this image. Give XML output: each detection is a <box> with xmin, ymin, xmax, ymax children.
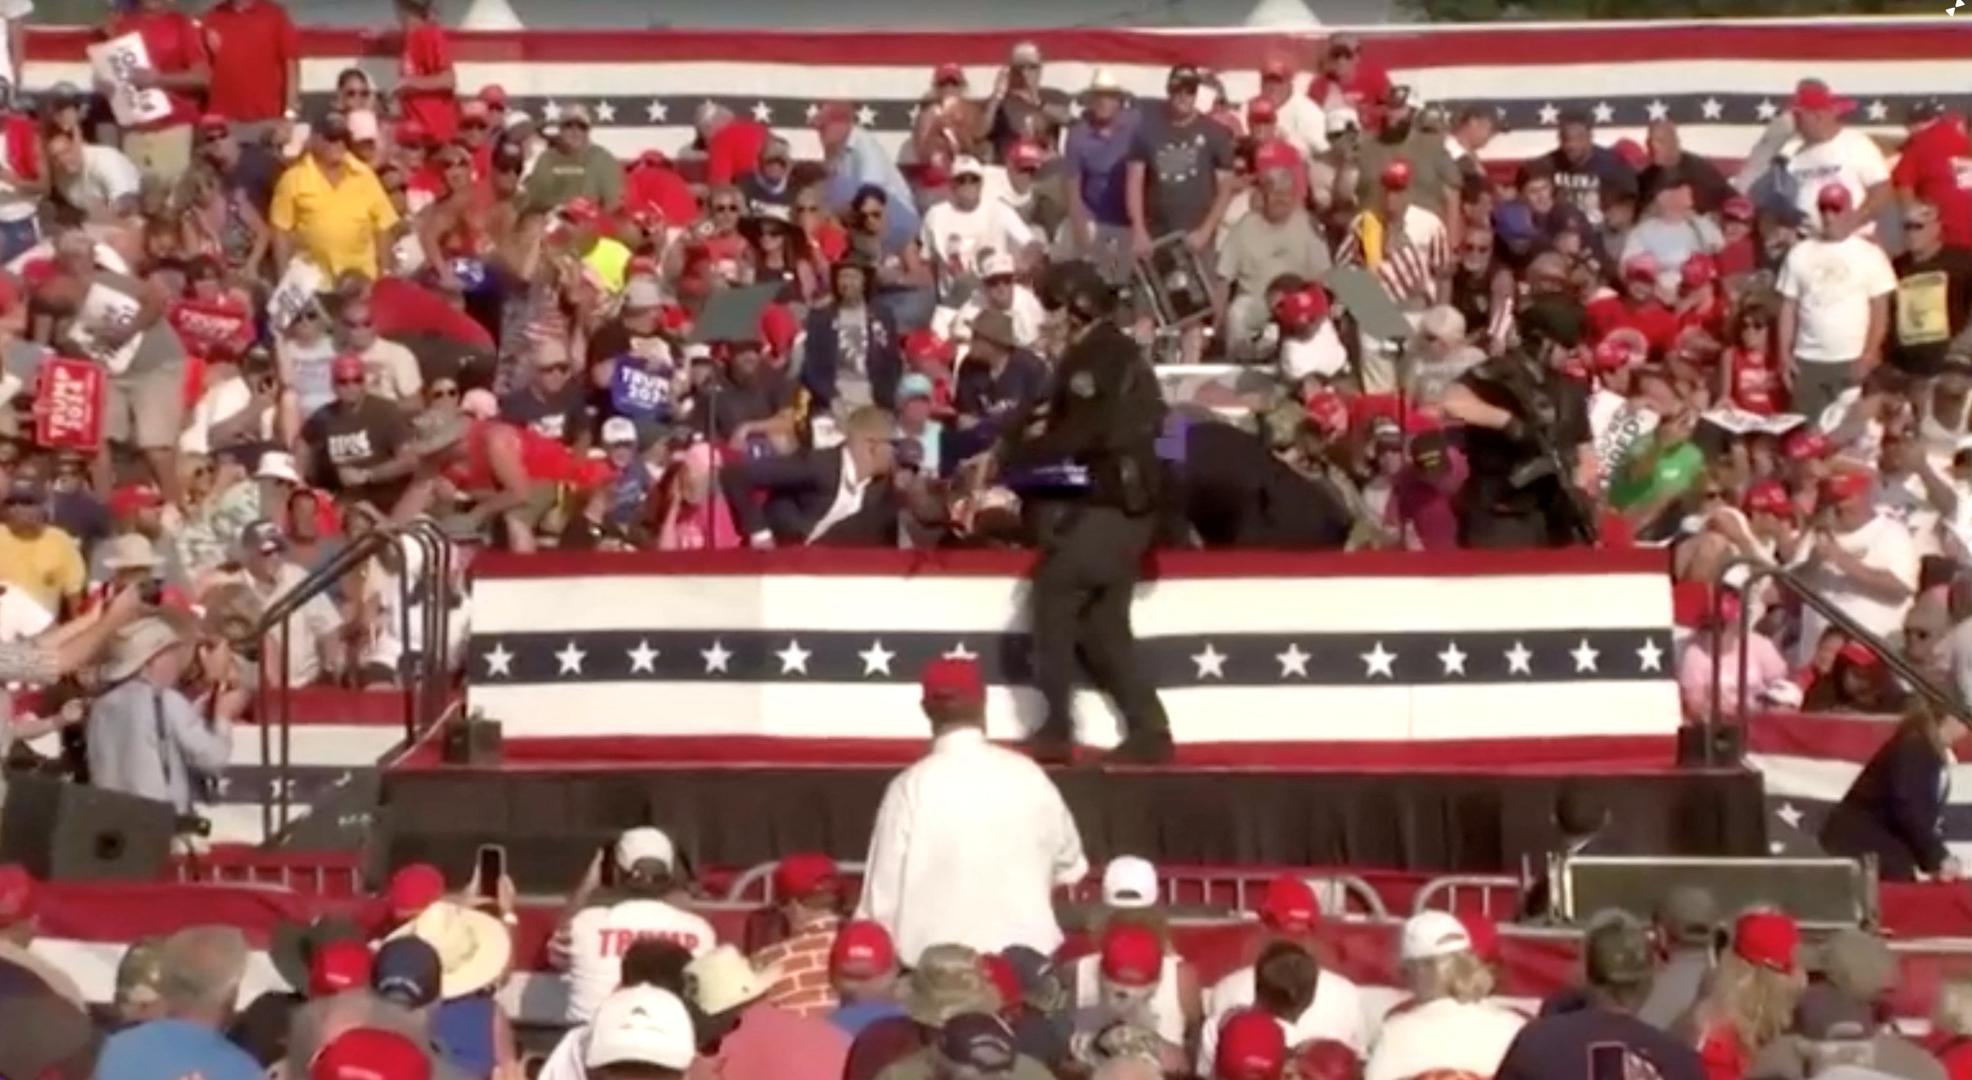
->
<box><xmin>371</xmin><ymin>937</ymin><xmax>441</xmax><ymax>1008</ymax></box>
<box><xmin>1518</xmin><ymin>298</ymin><xmax>1589</xmax><ymax>351</ymax></box>
<box><xmin>938</xmin><ymin>1012</ymin><xmax>1018</xmax><ymax>1074</ymax></box>
<box><xmin>1166</xmin><ymin>64</ymin><xmax>1201</xmax><ymax>89</ymax></box>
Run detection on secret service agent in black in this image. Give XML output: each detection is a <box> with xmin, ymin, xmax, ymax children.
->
<box><xmin>998</xmin><ymin>309</ymin><xmax>1173</xmax><ymax>767</ymax></box>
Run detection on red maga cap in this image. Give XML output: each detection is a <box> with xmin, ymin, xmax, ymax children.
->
<box><xmin>1099</xmin><ymin>923</ymin><xmax>1163</xmax><ymax>987</ymax></box>
<box><xmin>1214</xmin><ymin>1009</ymin><xmax>1289</xmax><ymax>1080</ymax></box>
<box><xmin>1259</xmin><ymin>874</ymin><xmax>1320</xmax><ymax>935</ymax></box>
<box><xmin>1818</xmin><ymin>468</ymin><xmax>1874</xmax><ymax>505</ymax></box>
<box><xmin>1816</xmin><ymin>182</ymin><xmax>1854</xmax><ymax>212</ymax></box>
<box><xmin>1732</xmin><ymin>910</ymin><xmax>1800</xmax><ymax>974</ymax></box>
<box><xmin>920</xmin><ymin>656</ymin><xmax>985</xmax><ymax>705</ymax></box>
<box><xmin>772</xmin><ymin>852</ymin><xmax>840</xmax><ymax>900</ymax></box>
<box><xmin>1247</xmin><ymin>97</ymin><xmax>1278</xmax><ymax>125</ymax></box>
<box><xmin>1380</xmin><ymin>157</ymin><xmax>1413</xmax><ymax>192</ymax></box>
<box><xmin>331</xmin><ymin>353</ymin><xmax>366</xmax><ymax>381</ymax></box>
<box><xmin>311</xmin><ymin>1028</ymin><xmax>433</xmax><ymax>1080</ymax></box>
<box><xmin>829</xmin><ymin>920</ymin><xmax>897</xmax><ymax>979</ymax></box>
<box><xmin>1791</xmin><ymin>78</ymin><xmax>1856</xmax><ymax>116</ymax></box>
<box><xmin>386</xmin><ymin>863</ymin><xmax>446</xmax><ymax>920</ymax></box>
<box><xmin>1743</xmin><ymin>479</ymin><xmax>1794</xmax><ymax>518</ymax></box>
<box><xmin>308</xmin><ymin>939</ymin><xmax>375</xmax><ymax>998</ymax></box>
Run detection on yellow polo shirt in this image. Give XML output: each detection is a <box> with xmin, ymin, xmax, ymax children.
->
<box><xmin>0</xmin><ymin>525</ymin><xmax>84</xmax><ymax>615</ymax></box>
<box><xmin>269</xmin><ymin>154</ymin><xmax>400</xmax><ymax>281</ymax></box>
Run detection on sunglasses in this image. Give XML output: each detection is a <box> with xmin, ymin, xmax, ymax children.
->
<box><xmin>461</xmin><ymin>117</ymin><xmax>488</xmax><ymax>129</ymax></box>
<box><xmin>712</xmin><ymin>202</ymin><xmax>742</xmax><ymax>213</ymax></box>
<box><xmin>562</xmin><ymin>120</ymin><xmax>591</xmax><ymax>131</ymax></box>
<box><xmin>340</xmin><ymin>87</ymin><xmax>374</xmax><ymax>100</ymax></box>
<box><xmin>538</xmin><ymin>363</ymin><xmax>572</xmax><ymax>375</ymax></box>
<box><xmin>440</xmin><ymin>156</ymin><xmax>472</xmax><ymax>169</ymax></box>
<box><xmin>342</xmin><ymin>318</ymin><xmax>373</xmax><ymax>330</ymax></box>
<box><xmin>430</xmin><ymin>385</ymin><xmax>460</xmax><ymax>399</ymax></box>
<box><xmin>954</xmin><ymin>175</ymin><xmax>983</xmax><ymax>186</ymax></box>
<box><xmin>295</xmin><ymin>309</ymin><xmax>323</xmax><ymax>322</ymax></box>
<box><xmin>333</xmin><ymin>376</ymin><xmax>365</xmax><ymax>387</ymax></box>
<box><xmin>384</xmin><ymin>183</ymin><xmax>407</xmax><ymax>195</ymax></box>
<box><xmin>1460</xmin><ymin>244</ymin><xmax>1490</xmax><ymax>255</ymax></box>
<box><xmin>794</xmin><ymin>204</ymin><xmax>822</xmax><ymax>215</ymax></box>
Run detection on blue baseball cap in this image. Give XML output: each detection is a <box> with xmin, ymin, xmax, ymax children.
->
<box><xmin>371</xmin><ymin>937</ymin><xmax>441</xmax><ymax>1008</ymax></box>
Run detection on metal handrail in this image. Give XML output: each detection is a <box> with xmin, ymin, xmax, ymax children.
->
<box><xmin>247</xmin><ymin>521</ymin><xmax>456</xmax><ymax>843</ymax></box>
<box><xmin>1410</xmin><ymin>874</ymin><xmax>1521</xmax><ymax>918</ymax></box>
<box><xmin>1703</xmin><ymin>557</ymin><xmax>1967</xmax><ymax>766</ymax></box>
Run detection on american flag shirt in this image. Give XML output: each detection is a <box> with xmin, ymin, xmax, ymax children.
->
<box><xmin>1335</xmin><ymin>204</ymin><xmax>1451</xmax><ymax>309</ymax></box>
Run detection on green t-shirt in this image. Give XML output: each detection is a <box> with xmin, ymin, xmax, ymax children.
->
<box><xmin>1608</xmin><ymin>439</ymin><xmax>1704</xmax><ymax>510</ymax></box>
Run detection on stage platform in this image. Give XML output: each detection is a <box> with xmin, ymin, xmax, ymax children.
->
<box><xmin>380</xmin><ymin>749</ymin><xmax>1767</xmax><ymax>894</ymax></box>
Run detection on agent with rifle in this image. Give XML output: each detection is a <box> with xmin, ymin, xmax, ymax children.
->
<box><xmin>1442</xmin><ymin>298</ymin><xmax>1600</xmax><ymax>548</ymax></box>
<box><xmin>964</xmin><ymin>260</ymin><xmax>1173</xmax><ymax>765</ymax></box>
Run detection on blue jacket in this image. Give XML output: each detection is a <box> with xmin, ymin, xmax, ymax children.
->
<box><xmin>798</xmin><ymin>304</ymin><xmax>902</xmax><ymax>413</ymax></box>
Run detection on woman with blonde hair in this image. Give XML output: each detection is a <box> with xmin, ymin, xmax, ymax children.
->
<box><xmin>1364</xmin><ymin>912</ymin><xmax>1524</xmax><ymax>1080</ymax></box>
<box><xmin>1927</xmin><ymin>979</ymin><xmax>1972</xmax><ymax>1078</ymax></box>
<box><xmin>1689</xmin><ymin>910</ymin><xmax>1805</xmax><ymax>1080</ymax></box>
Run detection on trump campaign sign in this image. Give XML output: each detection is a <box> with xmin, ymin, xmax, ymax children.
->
<box><xmin>35</xmin><ymin>357</ymin><xmax>104</xmax><ymax>451</ymax></box>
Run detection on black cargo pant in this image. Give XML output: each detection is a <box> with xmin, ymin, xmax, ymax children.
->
<box><xmin>1028</xmin><ymin>504</ymin><xmax>1170</xmax><ymax>741</ymax></box>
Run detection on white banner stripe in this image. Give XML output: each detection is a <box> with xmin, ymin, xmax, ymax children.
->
<box><xmin>224</xmin><ymin>725</ymin><xmax>401</xmax><ymax>769</ymax></box>
<box><xmin>1752</xmin><ymin>752</ymin><xmax>1972</xmax><ymax>805</ymax></box>
<box><xmin>473</xmin><ymin>572</ymin><xmax>1669</xmax><ymax>636</ymax></box>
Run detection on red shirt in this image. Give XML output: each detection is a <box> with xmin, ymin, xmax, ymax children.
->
<box><xmin>1587</xmin><ymin>294</ymin><xmax>1680</xmax><ymax>357</ymax></box>
<box><xmin>705</xmin><ymin>119</ymin><xmax>771</xmax><ymax>187</ymax></box>
<box><xmin>624</xmin><ymin>160</ymin><xmax>700</xmax><ymax>228</ymax></box>
<box><xmin>1892</xmin><ymin>115</ymin><xmax>1972</xmax><ymax>249</ymax></box>
<box><xmin>398</xmin><ymin>22</ymin><xmax>458</xmax><ymax>143</ymax></box>
<box><xmin>368</xmin><ymin>277</ymin><xmax>494</xmax><ymax>350</ymax></box>
<box><xmin>201</xmin><ymin>0</ymin><xmax>299</xmax><ymax>123</ymax></box>
<box><xmin>1309</xmin><ymin>65</ymin><xmax>1394</xmax><ymax>133</ymax></box>
<box><xmin>106</xmin><ymin>10</ymin><xmax>209</xmax><ymax>131</ymax></box>
<box><xmin>1727</xmin><ymin>346</ymin><xmax>1784</xmax><ymax>414</ymax></box>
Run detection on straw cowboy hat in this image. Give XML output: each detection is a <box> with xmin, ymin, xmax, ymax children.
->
<box><xmin>98</xmin><ymin>533</ymin><xmax>163</xmax><ymax>573</ymax></box>
<box><xmin>100</xmin><ymin>617</ymin><xmax>185</xmax><ymax>683</ymax></box>
<box><xmin>683</xmin><ymin>945</ymin><xmax>773</xmax><ymax>1017</ymax></box>
<box><xmin>387</xmin><ymin>900</ymin><xmax>512</xmax><ymax>1000</ymax></box>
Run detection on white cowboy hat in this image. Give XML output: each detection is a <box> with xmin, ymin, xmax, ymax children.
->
<box><xmin>387</xmin><ymin>900</ymin><xmax>513</xmax><ymax>1000</ymax></box>
<box><xmin>100</xmin><ymin>617</ymin><xmax>184</xmax><ymax>683</ymax></box>
<box><xmin>683</xmin><ymin>945</ymin><xmax>773</xmax><ymax>1016</ymax></box>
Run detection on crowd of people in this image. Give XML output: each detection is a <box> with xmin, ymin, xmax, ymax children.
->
<box><xmin>5</xmin><ymin>657</ymin><xmax>1971</xmax><ymax>1080</ymax></box>
<box><xmin>0</xmin><ymin>0</ymin><xmax>1968</xmax><ymax>1077</ymax></box>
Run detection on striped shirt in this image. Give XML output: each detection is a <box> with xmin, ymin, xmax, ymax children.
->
<box><xmin>754</xmin><ymin>917</ymin><xmax>842</xmax><ymax>1017</ymax></box>
<box><xmin>1335</xmin><ymin>205</ymin><xmax>1451</xmax><ymax>308</ymax></box>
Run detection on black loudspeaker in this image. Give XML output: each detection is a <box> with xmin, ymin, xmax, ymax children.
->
<box><xmin>0</xmin><ymin>775</ymin><xmax>176</xmax><ymax>881</ymax></box>
<box><xmin>1677</xmin><ymin>724</ymin><xmax>1746</xmax><ymax>767</ymax></box>
<box><xmin>1553</xmin><ymin>853</ymin><xmax>1877</xmax><ymax>930</ymax></box>
<box><xmin>442</xmin><ymin>716</ymin><xmax>502</xmax><ymax>766</ymax></box>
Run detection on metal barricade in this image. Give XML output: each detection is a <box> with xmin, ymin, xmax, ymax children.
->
<box><xmin>1411</xmin><ymin>875</ymin><xmax>1522</xmax><ymax>919</ymax></box>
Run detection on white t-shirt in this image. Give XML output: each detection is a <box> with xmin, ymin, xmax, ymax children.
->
<box><xmin>1274</xmin><ymin>93</ymin><xmax>1330</xmax><ymax>158</ymax></box>
<box><xmin>1783</xmin><ymin>128</ymin><xmax>1891</xmax><ymax>230</ymax></box>
<box><xmin>1777</xmin><ymin>235</ymin><xmax>1897</xmax><ymax>362</ymax></box>
<box><xmin>857</xmin><ymin>728</ymin><xmax>1087</xmax><ymax>965</ymax></box>
<box><xmin>1197</xmin><ymin>965</ymin><xmax>1372</xmax><ymax>1075</ymax></box>
<box><xmin>944</xmin><ymin>285</ymin><xmax>1047</xmax><ymax>347</ymax></box>
<box><xmin>1071</xmin><ymin>953</ymin><xmax>1187</xmax><ymax>1046</ymax></box>
<box><xmin>1590</xmin><ymin>393</ymin><xmax>1661</xmax><ymax>490</ymax></box>
<box><xmin>1363</xmin><ymin>997</ymin><xmax>1526</xmax><ymax>1080</ymax></box>
<box><xmin>59</xmin><ymin>145</ymin><xmax>141</xmax><ymax>215</ymax></box>
<box><xmin>919</xmin><ymin>198</ymin><xmax>1036</xmax><ymax>297</ymax></box>
<box><xmin>1791</xmin><ymin>511</ymin><xmax>1920</xmax><ymax>666</ymax></box>
<box><xmin>178</xmin><ymin>375</ymin><xmax>256</xmax><ymax>456</ymax></box>
<box><xmin>561</xmin><ymin>897</ymin><xmax>717</xmax><ymax>1023</ymax></box>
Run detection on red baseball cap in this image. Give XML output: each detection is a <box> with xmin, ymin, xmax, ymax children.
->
<box><xmin>107</xmin><ymin>482</ymin><xmax>166</xmax><ymax>520</ymax></box>
<box><xmin>1611</xmin><ymin>138</ymin><xmax>1648</xmax><ymax>171</ymax></box>
<box><xmin>560</xmin><ymin>197</ymin><xmax>602</xmax><ymax>226</ymax></box>
<box><xmin>197</xmin><ymin>112</ymin><xmax>230</xmax><ymax>132</ymax></box>
<box><xmin>1621</xmin><ymin>253</ymin><xmax>1660</xmax><ymax>284</ymax></box>
<box><xmin>980</xmin><ymin>953</ymin><xmax>1020</xmax><ymax>1010</ymax></box>
<box><xmin>772</xmin><ymin>852</ymin><xmax>840</xmax><ymax>900</ymax></box>
<box><xmin>1287</xmin><ymin>1039</ymin><xmax>1361</xmax><ymax>1080</ymax></box>
<box><xmin>308</xmin><ymin>939</ymin><xmax>375</xmax><ymax>998</ymax></box>
<box><xmin>1272</xmin><ymin>286</ymin><xmax>1329</xmax><ymax>329</ymax></box>
<box><xmin>1258</xmin><ymin>874</ymin><xmax>1319</xmax><ymax>935</ymax></box>
<box><xmin>385</xmin><ymin>863</ymin><xmax>445</xmax><ymax>920</ymax></box>
<box><xmin>0</xmin><ymin>864</ymin><xmax>37</xmax><ymax>926</ymax></box>
<box><xmin>1743</xmin><ymin>479</ymin><xmax>1793</xmax><ymax>518</ymax></box>
<box><xmin>1260</xmin><ymin>57</ymin><xmax>1293</xmax><ymax>81</ymax></box>
<box><xmin>1215</xmin><ymin>1009</ymin><xmax>1288</xmax><ymax>1080</ymax></box>
<box><xmin>828</xmin><ymin>920</ymin><xmax>897</xmax><ymax>980</ymax></box>
<box><xmin>920</xmin><ymin>656</ymin><xmax>984</xmax><ymax>707</ymax></box>
<box><xmin>460</xmin><ymin>99</ymin><xmax>490</xmax><ymax>122</ymax></box>
<box><xmin>1817</xmin><ymin>183</ymin><xmax>1854</xmax><ymax>212</ymax></box>
<box><xmin>1006</xmin><ymin>140</ymin><xmax>1046</xmax><ymax>172</ymax></box>
<box><xmin>1304</xmin><ymin>389</ymin><xmax>1349</xmax><ymax>436</ymax></box>
<box><xmin>1592</xmin><ymin>337</ymin><xmax>1635</xmax><ymax>374</ymax></box>
<box><xmin>331</xmin><ymin>353</ymin><xmax>366</xmax><ymax>382</ymax></box>
<box><xmin>1819</xmin><ymin>468</ymin><xmax>1874</xmax><ymax>506</ymax></box>
<box><xmin>1247</xmin><ymin>97</ymin><xmax>1278</xmax><ymax>125</ymax></box>
<box><xmin>1722</xmin><ymin>195</ymin><xmax>1756</xmax><ymax>223</ymax></box>
<box><xmin>1680</xmin><ymin>253</ymin><xmax>1719</xmax><ymax>290</ymax></box>
<box><xmin>933</xmin><ymin>62</ymin><xmax>965</xmax><ymax>85</ymax></box>
<box><xmin>1732</xmin><ymin>910</ymin><xmax>1799</xmax><ymax>974</ymax></box>
<box><xmin>1783</xmin><ymin>428</ymin><xmax>1831</xmax><ymax>462</ymax></box>
<box><xmin>478</xmin><ymin>84</ymin><xmax>509</xmax><ymax>108</ymax></box>
<box><xmin>1838</xmin><ymin>639</ymin><xmax>1883</xmax><ymax>668</ymax></box>
<box><xmin>311</xmin><ymin>1028</ymin><xmax>433</xmax><ymax>1080</ymax></box>
<box><xmin>1791</xmin><ymin>78</ymin><xmax>1856</xmax><ymax>116</ymax></box>
<box><xmin>1098</xmin><ymin>923</ymin><xmax>1163</xmax><ymax>988</ymax></box>
<box><xmin>1380</xmin><ymin>158</ymin><xmax>1413</xmax><ymax>192</ymax></box>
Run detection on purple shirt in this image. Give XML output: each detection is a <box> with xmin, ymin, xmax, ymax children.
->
<box><xmin>1063</xmin><ymin>112</ymin><xmax>1139</xmax><ymax>226</ymax></box>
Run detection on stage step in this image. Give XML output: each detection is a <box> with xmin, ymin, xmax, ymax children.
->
<box><xmin>205</xmin><ymin>689</ymin><xmax>415</xmax><ymax>846</ymax></box>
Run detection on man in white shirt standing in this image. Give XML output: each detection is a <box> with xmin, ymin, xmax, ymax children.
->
<box><xmin>553</xmin><ymin>826</ymin><xmax>718</xmax><ymax>1023</ymax></box>
<box><xmin>1793</xmin><ymin>468</ymin><xmax>1919</xmax><ymax>667</ymax></box>
<box><xmin>1252</xmin><ymin>57</ymin><xmax>1327</xmax><ymax>160</ymax></box>
<box><xmin>1782</xmin><ymin>79</ymin><xmax>1892</xmax><ymax>236</ymax></box>
<box><xmin>858</xmin><ymin>657</ymin><xmax>1087</xmax><ymax>966</ymax></box>
<box><xmin>1778</xmin><ymin>183</ymin><xmax>1896</xmax><ymax>419</ymax></box>
<box><xmin>0</xmin><ymin>0</ymin><xmax>29</xmax><ymax>95</ymax></box>
<box><xmin>920</xmin><ymin>156</ymin><xmax>1038</xmax><ymax>307</ymax></box>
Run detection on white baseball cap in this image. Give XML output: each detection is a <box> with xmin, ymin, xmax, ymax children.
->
<box><xmin>602</xmin><ymin>417</ymin><xmax>638</xmax><ymax>446</ymax></box>
<box><xmin>979</xmin><ymin>252</ymin><xmax>1017</xmax><ymax>279</ymax></box>
<box><xmin>346</xmin><ymin>108</ymin><xmax>380</xmax><ymax>144</ymax></box>
<box><xmin>1101</xmin><ymin>856</ymin><xmax>1158</xmax><ymax>910</ymax></box>
<box><xmin>950</xmin><ymin>156</ymin><xmax>985</xmax><ymax>180</ymax></box>
<box><xmin>255</xmin><ymin>450</ymin><xmax>302</xmax><ymax>485</ymax></box>
<box><xmin>1087</xmin><ymin>68</ymin><xmax>1125</xmax><ymax>95</ymax></box>
<box><xmin>584</xmin><ymin>986</ymin><xmax>696</xmax><ymax>1070</ymax></box>
<box><xmin>1400</xmin><ymin>911</ymin><xmax>1474</xmax><ymax>962</ymax></box>
<box><xmin>615</xmin><ymin>826</ymin><xmax>676</xmax><ymax>874</ymax></box>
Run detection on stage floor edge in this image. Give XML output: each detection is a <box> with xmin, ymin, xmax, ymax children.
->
<box><xmin>380</xmin><ymin>762</ymin><xmax>1766</xmax><ymax>893</ymax></box>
